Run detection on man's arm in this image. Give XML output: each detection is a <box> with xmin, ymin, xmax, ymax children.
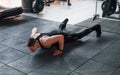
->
<box><xmin>47</xmin><ymin>35</ymin><xmax>64</xmax><ymax>50</ymax></box>
<box><xmin>46</xmin><ymin>35</ymin><xmax>64</xmax><ymax>56</ymax></box>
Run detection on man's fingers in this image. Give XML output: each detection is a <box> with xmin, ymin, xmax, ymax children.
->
<box><xmin>53</xmin><ymin>50</ymin><xmax>62</xmax><ymax>56</ymax></box>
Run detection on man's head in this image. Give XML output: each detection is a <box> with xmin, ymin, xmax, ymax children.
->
<box><xmin>27</xmin><ymin>38</ymin><xmax>40</xmax><ymax>52</ymax></box>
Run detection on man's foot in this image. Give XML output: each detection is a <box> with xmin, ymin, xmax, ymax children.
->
<box><xmin>59</xmin><ymin>18</ymin><xmax>69</xmax><ymax>31</ymax></box>
<box><xmin>94</xmin><ymin>24</ymin><xmax>101</xmax><ymax>37</ymax></box>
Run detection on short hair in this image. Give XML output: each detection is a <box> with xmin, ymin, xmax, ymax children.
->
<box><xmin>27</xmin><ymin>38</ymin><xmax>36</xmax><ymax>47</ymax></box>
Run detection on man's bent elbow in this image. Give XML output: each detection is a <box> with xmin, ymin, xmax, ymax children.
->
<box><xmin>60</xmin><ymin>35</ymin><xmax>64</xmax><ymax>41</ymax></box>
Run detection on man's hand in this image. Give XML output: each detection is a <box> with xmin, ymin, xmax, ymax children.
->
<box><xmin>53</xmin><ymin>50</ymin><xmax>62</xmax><ymax>56</ymax></box>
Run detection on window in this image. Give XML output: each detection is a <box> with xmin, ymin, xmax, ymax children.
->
<box><xmin>0</xmin><ymin>0</ymin><xmax>22</xmax><ymax>8</ymax></box>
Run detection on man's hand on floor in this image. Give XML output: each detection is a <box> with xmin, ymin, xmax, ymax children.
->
<box><xmin>53</xmin><ymin>50</ymin><xmax>62</xmax><ymax>56</ymax></box>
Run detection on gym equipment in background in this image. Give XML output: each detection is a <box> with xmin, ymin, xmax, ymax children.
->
<box><xmin>44</xmin><ymin>0</ymin><xmax>71</xmax><ymax>6</ymax></box>
<box><xmin>32</xmin><ymin>0</ymin><xmax>44</xmax><ymax>13</ymax></box>
<box><xmin>0</xmin><ymin>7</ymin><xmax>23</xmax><ymax>20</ymax></box>
<box><xmin>101</xmin><ymin>0</ymin><xmax>120</xmax><ymax>19</ymax></box>
<box><xmin>32</xmin><ymin>0</ymin><xmax>71</xmax><ymax>13</ymax></box>
<box><xmin>93</xmin><ymin>0</ymin><xmax>100</xmax><ymax>21</ymax></box>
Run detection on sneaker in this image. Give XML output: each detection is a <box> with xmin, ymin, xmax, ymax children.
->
<box><xmin>95</xmin><ymin>24</ymin><xmax>101</xmax><ymax>37</ymax></box>
<box><xmin>59</xmin><ymin>18</ymin><xmax>69</xmax><ymax>31</ymax></box>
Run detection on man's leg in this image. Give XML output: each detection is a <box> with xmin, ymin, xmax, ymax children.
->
<box><xmin>64</xmin><ymin>24</ymin><xmax>101</xmax><ymax>42</ymax></box>
<box><xmin>59</xmin><ymin>18</ymin><xmax>69</xmax><ymax>31</ymax></box>
<box><xmin>78</xmin><ymin>24</ymin><xmax>101</xmax><ymax>38</ymax></box>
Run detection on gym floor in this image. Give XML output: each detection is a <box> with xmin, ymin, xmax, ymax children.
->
<box><xmin>0</xmin><ymin>0</ymin><xmax>120</xmax><ymax>75</ymax></box>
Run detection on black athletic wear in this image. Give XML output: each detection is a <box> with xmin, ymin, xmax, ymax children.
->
<box><xmin>35</xmin><ymin>24</ymin><xmax>101</xmax><ymax>50</ymax></box>
<box><xmin>35</xmin><ymin>30</ymin><xmax>62</xmax><ymax>49</ymax></box>
<box><xmin>35</xmin><ymin>18</ymin><xmax>101</xmax><ymax>50</ymax></box>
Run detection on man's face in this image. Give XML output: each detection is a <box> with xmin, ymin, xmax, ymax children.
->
<box><xmin>28</xmin><ymin>43</ymin><xmax>38</xmax><ymax>52</ymax></box>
